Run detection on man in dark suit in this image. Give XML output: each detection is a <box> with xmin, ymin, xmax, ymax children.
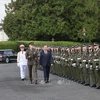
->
<box><xmin>40</xmin><ymin>45</ymin><xmax>54</xmax><ymax>83</ymax></box>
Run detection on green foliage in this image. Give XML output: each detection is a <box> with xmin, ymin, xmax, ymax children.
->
<box><xmin>0</xmin><ymin>41</ymin><xmax>17</xmax><ymax>51</ymax></box>
<box><xmin>3</xmin><ymin>0</ymin><xmax>100</xmax><ymax>42</ymax></box>
<box><xmin>0</xmin><ymin>41</ymin><xmax>81</xmax><ymax>51</ymax></box>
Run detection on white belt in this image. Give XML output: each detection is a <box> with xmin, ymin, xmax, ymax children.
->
<box><xmin>72</xmin><ymin>63</ymin><xmax>76</xmax><ymax>67</ymax></box>
<box><xmin>96</xmin><ymin>66</ymin><xmax>99</xmax><ymax>69</ymax></box>
<box><xmin>96</xmin><ymin>66</ymin><xmax>99</xmax><ymax>70</ymax></box>
<box><xmin>71</xmin><ymin>59</ymin><xmax>73</xmax><ymax>61</ymax></box>
<box><xmin>88</xmin><ymin>60</ymin><xmax>91</xmax><ymax>62</ymax></box>
<box><xmin>93</xmin><ymin>59</ymin><xmax>99</xmax><ymax>61</ymax></box>
<box><xmin>90</xmin><ymin>65</ymin><xmax>93</xmax><ymax>70</ymax></box>
<box><xmin>65</xmin><ymin>59</ymin><xmax>68</xmax><ymax>62</ymax></box>
<box><xmin>77</xmin><ymin>58</ymin><xmax>81</xmax><ymax>60</ymax></box>
<box><xmin>62</xmin><ymin>58</ymin><xmax>65</xmax><ymax>60</ymax></box>
<box><xmin>56</xmin><ymin>61</ymin><xmax>61</xmax><ymax>64</ymax></box>
<box><xmin>86</xmin><ymin>64</ymin><xmax>88</xmax><ymax>68</ymax></box>
<box><xmin>80</xmin><ymin>64</ymin><xmax>82</xmax><ymax>68</ymax></box>
<box><xmin>82</xmin><ymin>60</ymin><xmax>86</xmax><ymax>62</ymax></box>
<box><xmin>61</xmin><ymin>57</ymin><xmax>65</xmax><ymax>60</ymax></box>
<box><xmin>54</xmin><ymin>56</ymin><xmax>57</xmax><ymax>58</ymax></box>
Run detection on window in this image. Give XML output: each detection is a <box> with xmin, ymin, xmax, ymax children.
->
<box><xmin>7</xmin><ymin>51</ymin><xmax>13</xmax><ymax>55</ymax></box>
<box><xmin>0</xmin><ymin>51</ymin><xmax>4</xmax><ymax>54</ymax></box>
<box><xmin>12</xmin><ymin>50</ymin><xmax>17</xmax><ymax>54</ymax></box>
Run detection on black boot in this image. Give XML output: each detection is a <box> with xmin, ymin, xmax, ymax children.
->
<box><xmin>90</xmin><ymin>84</ymin><xmax>96</xmax><ymax>87</ymax></box>
<box><xmin>96</xmin><ymin>86</ymin><xmax>100</xmax><ymax>89</ymax></box>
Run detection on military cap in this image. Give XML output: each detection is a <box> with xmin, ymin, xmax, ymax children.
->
<box><xmin>29</xmin><ymin>42</ymin><xmax>34</xmax><ymax>45</ymax></box>
<box><xmin>20</xmin><ymin>44</ymin><xmax>25</xmax><ymax>48</ymax></box>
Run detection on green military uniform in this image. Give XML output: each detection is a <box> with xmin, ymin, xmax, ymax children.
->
<box><xmin>68</xmin><ymin>48</ymin><xmax>73</xmax><ymax>80</ymax></box>
<box><xmin>93</xmin><ymin>45</ymin><xmax>100</xmax><ymax>89</ymax></box>
<box><xmin>26</xmin><ymin>48</ymin><xmax>38</xmax><ymax>84</ymax></box>
<box><xmin>71</xmin><ymin>48</ymin><xmax>77</xmax><ymax>81</ymax></box>
<box><xmin>88</xmin><ymin>46</ymin><xmax>96</xmax><ymax>87</ymax></box>
<box><xmin>89</xmin><ymin>59</ymin><xmax>96</xmax><ymax>87</ymax></box>
<box><xmin>82</xmin><ymin>47</ymin><xmax>90</xmax><ymax>86</ymax></box>
<box><xmin>66</xmin><ymin>48</ymin><xmax>71</xmax><ymax>79</ymax></box>
<box><xmin>50</xmin><ymin>48</ymin><xmax>54</xmax><ymax>73</ymax></box>
<box><xmin>79</xmin><ymin>46</ymin><xmax>85</xmax><ymax>84</ymax></box>
<box><xmin>64</xmin><ymin>48</ymin><xmax>69</xmax><ymax>78</ymax></box>
<box><xmin>60</xmin><ymin>48</ymin><xmax>66</xmax><ymax>77</ymax></box>
<box><xmin>51</xmin><ymin>48</ymin><xmax>56</xmax><ymax>74</ymax></box>
<box><xmin>76</xmin><ymin>47</ymin><xmax>81</xmax><ymax>82</ymax></box>
<box><xmin>54</xmin><ymin>48</ymin><xmax>59</xmax><ymax>75</ymax></box>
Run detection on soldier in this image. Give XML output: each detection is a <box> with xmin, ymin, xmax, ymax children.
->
<box><xmin>66</xmin><ymin>48</ymin><xmax>71</xmax><ymax>79</ymax></box>
<box><xmin>71</xmin><ymin>47</ymin><xmax>77</xmax><ymax>81</ymax></box>
<box><xmin>50</xmin><ymin>47</ymin><xmax>54</xmax><ymax>73</ymax></box>
<box><xmin>56</xmin><ymin>47</ymin><xmax>61</xmax><ymax>76</ymax></box>
<box><xmin>93</xmin><ymin>44</ymin><xmax>100</xmax><ymax>89</ymax></box>
<box><xmin>89</xmin><ymin>45</ymin><xmax>96</xmax><ymax>87</ymax></box>
<box><xmin>82</xmin><ymin>45</ymin><xmax>90</xmax><ymax>86</ymax></box>
<box><xmin>73</xmin><ymin>46</ymin><xmax>78</xmax><ymax>81</ymax></box>
<box><xmin>68</xmin><ymin>47</ymin><xmax>74</xmax><ymax>80</ymax></box>
<box><xmin>79</xmin><ymin>46</ymin><xmax>85</xmax><ymax>84</ymax></box>
<box><xmin>51</xmin><ymin>47</ymin><xmax>56</xmax><ymax>74</ymax></box>
<box><xmin>26</xmin><ymin>42</ymin><xmax>38</xmax><ymax>84</ymax></box>
<box><xmin>76</xmin><ymin>46</ymin><xmax>82</xmax><ymax>83</ymax></box>
<box><xmin>63</xmin><ymin>48</ymin><xmax>69</xmax><ymax>78</ymax></box>
<box><xmin>60</xmin><ymin>47</ymin><xmax>65</xmax><ymax>77</ymax></box>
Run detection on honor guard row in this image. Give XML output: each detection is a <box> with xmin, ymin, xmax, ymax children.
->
<box><xmin>35</xmin><ymin>44</ymin><xmax>100</xmax><ymax>89</ymax></box>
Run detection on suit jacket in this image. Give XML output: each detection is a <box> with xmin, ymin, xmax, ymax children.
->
<box><xmin>40</xmin><ymin>50</ymin><xmax>53</xmax><ymax>67</ymax></box>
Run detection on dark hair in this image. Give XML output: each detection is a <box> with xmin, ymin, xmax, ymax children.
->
<box><xmin>29</xmin><ymin>42</ymin><xmax>34</xmax><ymax>45</ymax></box>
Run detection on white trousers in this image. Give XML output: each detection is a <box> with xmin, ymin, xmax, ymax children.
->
<box><xmin>19</xmin><ymin>65</ymin><xmax>27</xmax><ymax>79</ymax></box>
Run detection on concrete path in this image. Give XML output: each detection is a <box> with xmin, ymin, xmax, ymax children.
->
<box><xmin>0</xmin><ymin>63</ymin><xmax>100</xmax><ymax>100</ymax></box>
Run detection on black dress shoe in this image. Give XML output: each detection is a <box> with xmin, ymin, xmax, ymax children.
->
<box><xmin>90</xmin><ymin>84</ymin><xmax>96</xmax><ymax>87</ymax></box>
<box><xmin>44</xmin><ymin>80</ymin><xmax>49</xmax><ymax>83</ymax></box>
<box><xmin>24</xmin><ymin>78</ymin><xmax>26</xmax><ymax>80</ymax></box>
<box><xmin>80</xmin><ymin>82</ymin><xmax>85</xmax><ymax>84</ymax></box>
<box><xmin>77</xmin><ymin>80</ymin><xmax>81</xmax><ymax>83</ymax></box>
<box><xmin>21</xmin><ymin>79</ymin><xmax>24</xmax><ymax>81</ymax></box>
<box><xmin>47</xmin><ymin>80</ymin><xmax>49</xmax><ymax>83</ymax></box>
<box><xmin>44</xmin><ymin>80</ymin><xmax>48</xmax><ymax>83</ymax></box>
<box><xmin>96</xmin><ymin>86</ymin><xmax>100</xmax><ymax>89</ymax></box>
<box><xmin>84</xmin><ymin>84</ymin><xmax>90</xmax><ymax>86</ymax></box>
<box><xmin>34</xmin><ymin>80</ymin><xmax>38</xmax><ymax>84</ymax></box>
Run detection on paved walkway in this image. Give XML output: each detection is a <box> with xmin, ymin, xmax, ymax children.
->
<box><xmin>0</xmin><ymin>63</ymin><xmax>100</xmax><ymax>100</ymax></box>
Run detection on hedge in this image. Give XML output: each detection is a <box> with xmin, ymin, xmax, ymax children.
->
<box><xmin>0</xmin><ymin>41</ymin><xmax>82</xmax><ymax>52</ymax></box>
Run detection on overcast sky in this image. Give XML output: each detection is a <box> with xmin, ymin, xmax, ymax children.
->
<box><xmin>0</xmin><ymin>0</ymin><xmax>11</xmax><ymax>22</ymax></box>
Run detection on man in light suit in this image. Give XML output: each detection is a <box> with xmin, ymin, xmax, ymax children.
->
<box><xmin>40</xmin><ymin>45</ymin><xmax>54</xmax><ymax>83</ymax></box>
<box><xmin>17</xmin><ymin>44</ymin><xmax>27</xmax><ymax>81</ymax></box>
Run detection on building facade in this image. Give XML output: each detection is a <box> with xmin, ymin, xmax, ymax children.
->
<box><xmin>0</xmin><ymin>23</ymin><xmax>9</xmax><ymax>41</ymax></box>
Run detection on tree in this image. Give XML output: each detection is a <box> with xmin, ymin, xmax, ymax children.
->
<box><xmin>3</xmin><ymin>0</ymin><xmax>100</xmax><ymax>42</ymax></box>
